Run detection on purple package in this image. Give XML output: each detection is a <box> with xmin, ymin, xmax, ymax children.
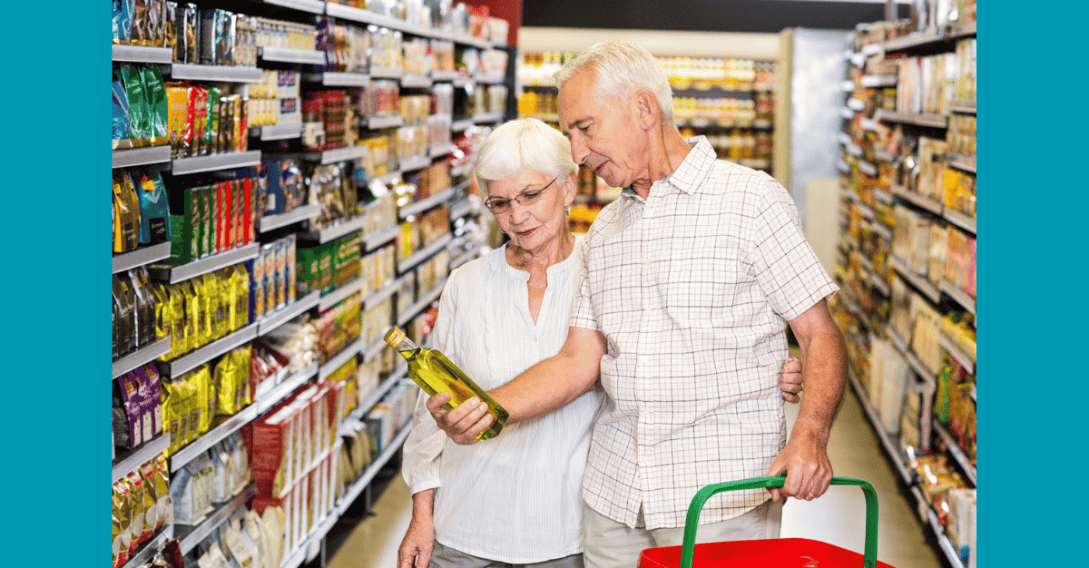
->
<box><xmin>117</xmin><ymin>373</ymin><xmax>145</xmax><ymax>449</ymax></box>
<box><xmin>137</xmin><ymin>363</ymin><xmax>164</xmax><ymax>437</ymax></box>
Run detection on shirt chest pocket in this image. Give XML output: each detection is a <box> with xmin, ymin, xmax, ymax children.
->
<box><xmin>653</xmin><ymin>234</ymin><xmax>749</xmax><ymax>326</ymax></box>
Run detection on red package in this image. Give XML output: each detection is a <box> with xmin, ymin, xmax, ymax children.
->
<box><xmin>249</xmin><ymin>404</ymin><xmax>298</xmax><ymax>497</ymax></box>
<box><xmin>242</xmin><ymin>178</ymin><xmax>253</xmax><ymax>245</ymax></box>
<box><xmin>189</xmin><ymin>85</ymin><xmax>208</xmax><ymax>157</ymax></box>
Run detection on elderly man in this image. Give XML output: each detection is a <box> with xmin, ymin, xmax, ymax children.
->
<box><xmin>429</xmin><ymin>41</ymin><xmax>848</xmax><ymax>568</ymax></box>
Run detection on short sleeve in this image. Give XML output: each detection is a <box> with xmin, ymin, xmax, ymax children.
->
<box><xmin>748</xmin><ymin>176</ymin><xmax>838</xmax><ymax>322</ymax></box>
<box><xmin>567</xmin><ymin>235</ymin><xmax>599</xmax><ymax>332</ymax></box>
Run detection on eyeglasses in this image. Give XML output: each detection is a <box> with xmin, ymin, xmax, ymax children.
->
<box><xmin>484</xmin><ymin>178</ymin><xmax>558</xmax><ymax>214</ymax></box>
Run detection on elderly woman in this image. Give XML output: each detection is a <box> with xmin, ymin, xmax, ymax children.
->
<box><xmin>397</xmin><ymin>118</ymin><xmax>802</xmax><ymax>568</ymax></box>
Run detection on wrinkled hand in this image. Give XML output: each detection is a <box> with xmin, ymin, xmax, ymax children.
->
<box><xmin>397</xmin><ymin>515</ymin><xmax>435</xmax><ymax>568</ymax></box>
<box><xmin>426</xmin><ymin>392</ymin><xmax>494</xmax><ymax>445</ymax></box>
<box><xmin>779</xmin><ymin>357</ymin><xmax>804</xmax><ymax>403</ymax></box>
<box><xmin>765</xmin><ymin>432</ymin><xmax>833</xmax><ymax>503</ymax></box>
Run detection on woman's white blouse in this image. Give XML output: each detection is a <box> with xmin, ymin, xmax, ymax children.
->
<box><xmin>401</xmin><ymin>237</ymin><xmax>605</xmax><ymax>563</ymax></box>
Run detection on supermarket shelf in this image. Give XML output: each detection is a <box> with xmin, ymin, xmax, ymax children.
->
<box><xmin>281</xmin><ymin>509</ymin><xmax>340</xmax><ymax>568</ymax></box>
<box><xmin>171</xmin><ymin>150</ymin><xmax>262</xmax><ymax>175</ymax></box>
<box><xmin>873</xmin><ymin>188</ymin><xmax>894</xmax><ymax>205</ymax></box>
<box><xmin>362</xmin><ymin>336</ymin><xmax>389</xmax><ymax>363</ymax></box>
<box><xmin>847</xmin><ymin>371</ymin><xmax>911</xmax><ymax>484</ymax></box>
<box><xmin>398</xmin><ymin>233</ymin><xmax>454</xmax><ymax>274</ymax></box>
<box><xmin>836</xmin><ymin>159</ymin><xmax>850</xmax><ymax>175</ymax></box>
<box><xmin>936</xmin><ymin>331</ymin><xmax>975</xmax><ymax>375</ymax></box>
<box><xmin>113</xmin><ymin>145</ymin><xmax>171</xmax><ymax>169</ymax></box>
<box><xmin>258</xmin><ymin>203</ymin><xmax>321</xmax><ymax>233</ymax></box>
<box><xmin>178</xmin><ymin>485</ymin><xmax>257</xmax><ymax>554</ymax></box>
<box><xmin>399</xmin><ymin>155</ymin><xmax>432</xmax><ymax>172</ymax></box>
<box><xmin>170</xmin><ymin>405</ymin><xmax>259</xmax><ymax>473</ymax></box>
<box><xmin>927</xmin><ymin>507</ymin><xmax>965</xmax><ymax>568</ymax></box>
<box><xmin>449</xmin><ymin>244</ymin><xmax>484</xmax><ymax>271</ymax></box>
<box><xmin>366</xmin><ymin>115</ymin><xmax>405</xmax><ymax>130</ymax></box>
<box><xmin>169</xmin><ymin>64</ymin><xmax>263</xmax><ymax>83</ymax></box>
<box><xmin>260</xmin><ymin>0</ymin><xmax>326</xmax><ymax>14</ymax></box>
<box><xmin>335</xmin><ymin>424</ymin><xmax>414</xmax><ymax>517</ymax></box>
<box><xmin>887</xmin><ymin>325</ymin><xmax>938</xmax><ymax>390</ymax></box>
<box><xmin>351</xmin><ymin>364</ymin><xmax>408</xmax><ymax>424</ymax></box>
<box><xmin>891</xmin><ymin>185</ymin><xmax>944</xmax><ymax>215</ymax></box>
<box><xmin>841</xmin><ymin>80</ymin><xmax>856</xmax><ymax>92</ymax></box>
<box><xmin>473</xmin><ymin>111</ymin><xmax>505</xmax><ymax>123</ymax></box>
<box><xmin>113</xmin><ymin>434</ymin><xmax>170</xmax><ymax>483</ymax></box>
<box><xmin>252</xmin><ymin>123</ymin><xmax>304</xmax><ymax>141</ymax></box>
<box><xmin>449</xmin><ymin>198</ymin><xmax>480</xmax><ymax>221</ymax></box>
<box><xmin>943</xmin><ymin>208</ymin><xmax>976</xmax><ymax>234</ymax></box>
<box><xmin>839</xmin><ymin>106</ymin><xmax>855</xmax><ymax>120</ymax></box>
<box><xmin>149</xmin><ymin>242</ymin><xmax>260</xmax><ymax>284</ymax></box>
<box><xmin>120</xmin><ymin>528</ymin><xmax>175</xmax><ymax>568</ymax></box>
<box><xmin>940</xmin><ymin>280</ymin><xmax>976</xmax><ymax>317</ymax></box>
<box><xmin>949</xmin><ymin>99</ymin><xmax>976</xmax><ymax>115</ymax></box>
<box><xmin>528</xmin><ymin>112</ymin><xmax>559</xmax><ymax>123</ymax></box>
<box><xmin>363</xmin><ymin>278</ymin><xmax>400</xmax><ymax>310</ymax></box>
<box><xmin>874</xmin><ymin>109</ymin><xmax>948</xmax><ymax>129</ymax></box>
<box><xmin>847</xmin><ymin>97</ymin><xmax>866</xmax><ymax>112</ymax></box>
<box><xmin>113</xmin><ymin>242</ymin><xmax>173</xmax><ymax>274</ymax></box>
<box><xmin>319</xmin><ymin>337</ymin><xmax>367</xmax><ymax>380</ymax></box>
<box><xmin>858</xmin><ymin>160</ymin><xmax>878</xmax><ymax>177</ymax></box>
<box><xmin>302</xmin><ymin>71</ymin><xmax>370</xmax><ymax>87</ymax></box>
<box><xmin>946</xmin><ymin>153</ymin><xmax>977</xmax><ymax>175</ymax></box>
<box><xmin>451</xmin><ymin>118</ymin><xmax>474</xmax><ymax>132</ymax></box>
<box><xmin>161</xmin><ymin>321</ymin><xmax>259</xmax><ymax>377</ymax></box>
<box><xmin>304</xmin><ymin>145</ymin><xmax>369</xmax><ymax>165</ymax></box>
<box><xmin>401</xmin><ymin>74</ymin><xmax>434</xmax><ymax>88</ymax></box>
<box><xmin>738</xmin><ymin>159</ymin><xmax>771</xmax><ymax>170</ymax></box>
<box><xmin>398</xmin><ymin>277</ymin><xmax>448</xmax><ymax>327</ymax></box>
<box><xmin>453</xmin><ymin>77</ymin><xmax>471</xmax><ymax>88</ymax></box>
<box><xmin>299</xmin><ymin>214</ymin><xmax>367</xmax><ymax>244</ymax></box>
<box><xmin>882</xmin><ymin>29</ymin><xmax>946</xmax><ymax>53</ymax></box>
<box><xmin>364</xmin><ymin>225</ymin><xmax>401</xmax><ymax>251</ymax></box>
<box><xmin>112</xmin><ymin>44</ymin><xmax>173</xmax><ymax>64</ymax></box>
<box><xmin>258</xmin><ymin>362</ymin><xmax>320</xmax><ymax>415</ymax></box>
<box><xmin>257</xmin><ymin>291</ymin><xmax>321</xmax><ymax>336</ymax></box>
<box><xmin>890</xmin><ymin>255</ymin><xmax>942</xmax><ymax>304</ymax></box>
<box><xmin>450</xmin><ymin>162</ymin><xmax>473</xmax><ymax>178</ymax></box>
<box><xmin>860</xmin><ymin>74</ymin><xmax>897</xmax><ymax>88</ymax></box>
<box><xmin>399</xmin><ymin>188</ymin><xmax>456</xmax><ymax>219</ymax></box>
<box><xmin>872</xmin><ymin>149</ymin><xmax>896</xmax><ymax>163</ymax></box>
<box><xmin>867</xmin><ymin>269</ymin><xmax>891</xmax><ymax>297</ymax></box>
<box><xmin>113</xmin><ymin>337</ymin><xmax>173</xmax><ymax>379</ymax></box>
<box><xmin>259</xmin><ymin>46</ymin><xmax>327</xmax><ymax>65</ymax></box>
<box><xmin>375</xmin><ymin>169</ymin><xmax>402</xmax><ymax>186</ymax></box>
<box><xmin>933</xmin><ymin>420</ymin><xmax>976</xmax><ymax>486</ymax></box>
<box><xmin>843</xmin><ymin>141</ymin><xmax>862</xmax><ymax>157</ymax></box>
<box><xmin>429</xmin><ymin>143</ymin><xmax>455</xmax><ymax>158</ymax></box>
<box><xmin>860</xmin><ymin>117</ymin><xmax>879</xmax><ymax>132</ymax></box>
<box><xmin>431</xmin><ymin>70</ymin><xmax>459</xmax><ymax>81</ymax></box>
<box><xmin>318</xmin><ymin>276</ymin><xmax>366</xmax><ymax>312</ymax></box>
<box><xmin>475</xmin><ymin>74</ymin><xmax>507</xmax><ymax>84</ymax></box>
<box><xmin>369</xmin><ymin>66</ymin><xmax>405</xmax><ymax>80</ymax></box>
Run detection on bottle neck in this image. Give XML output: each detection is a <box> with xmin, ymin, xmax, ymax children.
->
<box><xmin>396</xmin><ymin>335</ymin><xmax>419</xmax><ymax>353</ymax></box>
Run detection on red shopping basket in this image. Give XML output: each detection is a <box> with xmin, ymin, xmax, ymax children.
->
<box><xmin>639</xmin><ymin>475</ymin><xmax>895</xmax><ymax>568</ymax></box>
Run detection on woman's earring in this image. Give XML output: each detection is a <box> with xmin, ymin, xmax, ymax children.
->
<box><xmin>566</xmin><ymin>205</ymin><xmax>572</xmax><ymax>216</ymax></box>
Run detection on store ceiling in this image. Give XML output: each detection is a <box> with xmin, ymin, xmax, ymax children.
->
<box><xmin>520</xmin><ymin>0</ymin><xmax>912</xmax><ymax>34</ymax></box>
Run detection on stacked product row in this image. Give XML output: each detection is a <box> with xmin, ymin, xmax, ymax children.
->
<box><xmin>836</xmin><ymin>15</ymin><xmax>976</xmax><ymax>568</ymax></box>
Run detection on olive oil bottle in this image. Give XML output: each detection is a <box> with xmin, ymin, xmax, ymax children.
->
<box><xmin>385</xmin><ymin>326</ymin><xmax>508</xmax><ymax>441</ymax></box>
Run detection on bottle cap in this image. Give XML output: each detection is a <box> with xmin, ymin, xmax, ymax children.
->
<box><xmin>384</xmin><ymin>326</ymin><xmax>406</xmax><ymax>348</ymax></box>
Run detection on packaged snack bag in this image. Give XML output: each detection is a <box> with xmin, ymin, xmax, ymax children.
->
<box><xmin>112</xmin><ymin>72</ymin><xmax>133</xmax><ymax>149</ymax></box>
<box><xmin>139</xmin><ymin>172</ymin><xmax>171</xmax><ymax>245</ymax></box>
<box><xmin>141</xmin><ymin>66</ymin><xmax>169</xmax><ymax>146</ymax></box>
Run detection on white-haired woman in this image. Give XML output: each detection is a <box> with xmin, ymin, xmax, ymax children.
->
<box><xmin>396</xmin><ymin>118</ymin><xmax>802</xmax><ymax>568</ymax></box>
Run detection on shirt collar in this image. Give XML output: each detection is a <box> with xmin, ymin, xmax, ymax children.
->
<box><xmin>620</xmin><ymin>136</ymin><xmax>716</xmax><ymax>202</ymax></box>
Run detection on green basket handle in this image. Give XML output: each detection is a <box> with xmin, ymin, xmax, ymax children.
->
<box><xmin>678</xmin><ymin>475</ymin><xmax>879</xmax><ymax>568</ymax></box>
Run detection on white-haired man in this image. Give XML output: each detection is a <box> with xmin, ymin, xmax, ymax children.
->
<box><xmin>428</xmin><ymin>41</ymin><xmax>848</xmax><ymax>568</ymax></box>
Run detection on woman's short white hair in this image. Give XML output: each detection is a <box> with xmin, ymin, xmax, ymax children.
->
<box><xmin>474</xmin><ymin>118</ymin><xmax>578</xmax><ymax>194</ymax></box>
<box><xmin>554</xmin><ymin>41</ymin><xmax>674</xmax><ymax>122</ymax></box>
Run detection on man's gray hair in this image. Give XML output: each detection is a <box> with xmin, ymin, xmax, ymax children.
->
<box><xmin>474</xmin><ymin>118</ymin><xmax>579</xmax><ymax>194</ymax></box>
<box><xmin>554</xmin><ymin>41</ymin><xmax>674</xmax><ymax>122</ymax></box>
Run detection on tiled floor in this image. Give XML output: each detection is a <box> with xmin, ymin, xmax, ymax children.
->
<box><xmin>328</xmin><ymin>386</ymin><xmax>943</xmax><ymax>568</ymax></box>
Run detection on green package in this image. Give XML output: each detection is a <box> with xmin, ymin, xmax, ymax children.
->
<box><xmin>206</xmin><ymin>86</ymin><xmax>221</xmax><ymax>155</ymax></box>
<box><xmin>140</xmin><ymin>66</ymin><xmax>169</xmax><ymax>147</ymax></box>
<box><xmin>199</xmin><ymin>185</ymin><xmax>212</xmax><ymax>258</ymax></box>
<box><xmin>119</xmin><ymin>65</ymin><xmax>150</xmax><ymax>146</ymax></box>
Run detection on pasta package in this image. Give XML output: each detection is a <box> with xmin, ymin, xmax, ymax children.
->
<box><xmin>113</xmin><ymin>480</ymin><xmax>133</xmax><ymax>567</ymax></box>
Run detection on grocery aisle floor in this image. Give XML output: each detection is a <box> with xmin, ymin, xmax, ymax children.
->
<box><xmin>328</xmin><ymin>384</ymin><xmax>943</xmax><ymax>568</ymax></box>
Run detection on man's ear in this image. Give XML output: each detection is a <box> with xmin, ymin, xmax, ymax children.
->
<box><xmin>633</xmin><ymin>89</ymin><xmax>660</xmax><ymax>130</ymax></box>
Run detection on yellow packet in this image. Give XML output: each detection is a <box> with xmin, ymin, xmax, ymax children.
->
<box><xmin>160</xmin><ymin>377</ymin><xmax>177</xmax><ymax>456</ymax></box>
<box><xmin>139</xmin><ymin>459</ymin><xmax>165</xmax><ymax>533</ymax></box>
<box><xmin>128</xmin><ymin>469</ymin><xmax>155</xmax><ymax>545</ymax></box>
<box><xmin>235</xmin><ymin>264</ymin><xmax>251</xmax><ymax>329</ymax></box>
<box><xmin>192</xmin><ymin>363</ymin><xmax>214</xmax><ymax>435</ymax></box>
<box><xmin>182</xmin><ymin>280</ymin><xmax>203</xmax><ymax>352</ymax></box>
<box><xmin>149</xmin><ymin>282</ymin><xmax>172</xmax><ymax>361</ymax></box>
<box><xmin>113</xmin><ymin>481</ymin><xmax>133</xmax><ymax>567</ymax></box>
<box><xmin>233</xmin><ymin>346</ymin><xmax>253</xmax><ymax>407</ymax></box>
<box><xmin>215</xmin><ymin>352</ymin><xmax>242</xmax><ymax>416</ymax></box>
<box><xmin>166</xmin><ymin>283</ymin><xmax>188</xmax><ymax>357</ymax></box>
